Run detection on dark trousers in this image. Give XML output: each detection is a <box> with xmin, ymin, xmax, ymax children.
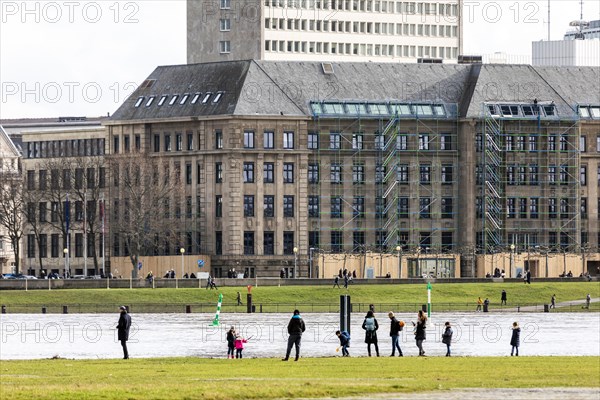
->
<box><xmin>120</xmin><ymin>340</ymin><xmax>129</xmax><ymax>359</ymax></box>
<box><xmin>341</xmin><ymin>344</ymin><xmax>349</xmax><ymax>356</ymax></box>
<box><xmin>285</xmin><ymin>334</ymin><xmax>302</xmax><ymax>359</ymax></box>
<box><xmin>235</xmin><ymin>348</ymin><xmax>243</xmax><ymax>358</ymax></box>
<box><xmin>445</xmin><ymin>343</ymin><xmax>451</xmax><ymax>356</ymax></box>
<box><xmin>416</xmin><ymin>339</ymin><xmax>424</xmax><ymax>356</ymax></box>
<box><xmin>227</xmin><ymin>345</ymin><xmax>235</xmax><ymax>357</ymax></box>
<box><xmin>367</xmin><ymin>342</ymin><xmax>379</xmax><ymax>356</ymax></box>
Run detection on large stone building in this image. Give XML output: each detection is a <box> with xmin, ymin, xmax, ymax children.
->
<box><xmin>105</xmin><ymin>60</ymin><xmax>600</xmax><ymax>279</ymax></box>
<box><xmin>188</xmin><ymin>0</ymin><xmax>463</xmax><ymax>64</ymax></box>
<box><xmin>0</xmin><ymin>126</ymin><xmax>21</xmax><ymax>274</ymax></box>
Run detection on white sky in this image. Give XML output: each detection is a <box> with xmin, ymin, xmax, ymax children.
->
<box><xmin>0</xmin><ymin>0</ymin><xmax>598</xmax><ymax>119</ymax></box>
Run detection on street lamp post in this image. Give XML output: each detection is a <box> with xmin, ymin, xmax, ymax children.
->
<box><xmin>509</xmin><ymin>244</ymin><xmax>515</xmax><ymax>278</ymax></box>
<box><xmin>63</xmin><ymin>248</ymin><xmax>69</xmax><ymax>278</ymax></box>
<box><xmin>395</xmin><ymin>245</ymin><xmax>402</xmax><ymax>279</ymax></box>
<box><xmin>309</xmin><ymin>247</ymin><xmax>316</xmax><ymax>279</ymax></box>
<box><xmin>180</xmin><ymin>248</ymin><xmax>185</xmax><ymax>278</ymax></box>
<box><xmin>293</xmin><ymin>247</ymin><xmax>298</xmax><ymax>278</ymax></box>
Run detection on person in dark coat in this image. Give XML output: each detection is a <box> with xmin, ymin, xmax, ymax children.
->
<box><xmin>333</xmin><ymin>276</ymin><xmax>340</xmax><ymax>288</ymax></box>
<box><xmin>501</xmin><ymin>290</ymin><xmax>507</xmax><ymax>305</ymax></box>
<box><xmin>412</xmin><ymin>309</ymin><xmax>427</xmax><ymax>356</ymax></box>
<box><xmin>388</xmin><ymin>311</ymin><xmax>403</xmax><ymax>356</ymax></box>
<box><xmin>116</xmin><ymin>306</ymin><xmax>132</xmax><ymax>359</ymax></box>
<box><xmin>282</xmin><ymin>309</ymin><xmax>306</xmax><ymax>361</ymax></box>
<box><xmin>441</xmin><ymin>321</ymin><xmax>453</xmax><ymax>357</ymax></box>
<box><xmin>335</xmin><ymin>330</ymin><xmax>351</xmax><ymax>357</ymax></box>
<box><xmin>362</xmin><ymin>310</ymin><xmax>379</xmax><ymax>357</ymax></box>
<box><xmin>226</xmin><ymin>326</ymin><xmax>236</xmax><ymax>359</ymax></box>
<box><xmin>510</xmin><ymin>321</ymin><xmax>520</xmax><ymax>356</ymax></box>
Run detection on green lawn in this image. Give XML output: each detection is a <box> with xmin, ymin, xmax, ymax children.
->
<box><xmin>1</xmin><ymin>282</ymin><xmax>598</xmax><ymax>313</ymax></box>
<box><xmin>1</xmin><ymin>357</ymin><xmax>598</xmax><ymax>399</ymax></box>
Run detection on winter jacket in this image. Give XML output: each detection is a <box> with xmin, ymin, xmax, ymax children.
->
<box><xmin>442</xmin><ymin>326</ymin><xmax>453</xmax><ymax>345</ymax></box>
<box><xmin>287</xmin><ymin>314</ymin><xmax>306</xmax><ymax>335</ymax></box>
<box><xmin>338</xmin><ymin>331</ymin><xmax>350</xmax><ymax>346</ymax></box>
<box><xmin>510</xmin><ymin>327</ymin><xmax>521</xmax><ymax>347</ymax></box>
<box><xmin>117</xmin><ymin>311</ymin><xmax>132</xmax><ymax>341</ymax></box>
<box><xmin>414</xmin><ymin>319</ymin><xmax>426</xmax><ymax>341</ymax></box>
<box><xmin>389</xmin><ymin>317</ymin><xmax>402</xmax><ymax>336</ymax></box>
<box><xmin>226</xmin><ymin>331</ymin><xmax>235</xmax><ymax>348</ymax></box>
<box><xmin>234</xmin><ymin>338</ymin><xmax>247</xmax><ymax>350</ymax></box>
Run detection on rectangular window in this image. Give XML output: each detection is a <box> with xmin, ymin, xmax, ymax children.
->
<box><xmin>309</xmin><ymin>231</ymin><xmax>320</xmax><ymax>249</ymax></box>
<box><xmin>351</xmin><ymin>133</ymin><xmax>363</xmax><ymax>149</ymax></box>
<box><xmin>559</xmin><ymin>134</ymin><xmax>568</xmax><ymax>151</ymax></box>
<box><xmin>331</xmin><ymin>196</ymin><xmax>342</xmax><ymax>218</ymax></box>
<box><xmin>264</xmin><ymin>232</ymin><xmax>274</xmax><ymax>255</ymax></box>
<box><xmin>548</xmin><ymin>135</ymin><xmax>556</xmax><ymax>151</ymax></box>
<box><xmin>308</xmin><ymin>196</ymin><xmax>320</xmax><ymax>218</ymax></box>
<box><xmin>283</xmin><ymin>232</ymin><xmax>295</xmax><ymax>255</ymax></box>
<box><xmin>264</xmin><ymin>195</ymin><xmax>274</xmax><ymax>217</ymax></box>
<box><xmin>419</xmin><ymin>197</ymin><xmax>431</xmax><ymax>219</ymax></box>
<box><xmin>419</xmin><ymin>165</ymin><xmax>431</xmax><ymax>184</ymax></box>
<box><xmin>283</xmin><ymin>131</ymin><xmax>294</xmax><ymax>149</ymax></box>
<box><xmin>441</xmin><ymin>198</ymin><xmax>453</xmax><ymax>219</ymax></box>
<box><xmin>308</xmin><ymin>163</ymin><xmax>319</xmax><ymax>184</ymax></box>
<box><xmin>244</xmin><ymin>130</ymin><xmax>255</xmax><ymax>148</ymax></box>
<box><xmin>548</xmin><ymin>165</ymin><xmax>557</xmax><ymax>185</ymax></box>
<box><xmin>353</xmin><ymin>197</ymin><xmax>365</xmax><ymax>218</ymax></box>
<box><xmin>27</xmin><ymin>234</ymin><xmax>35</xmax><ymax>258</ymax></box>
<box><xmin>186</xmin><ymin>163</ymin><xmax>192</xmax><ymax>185</ymax></box>
<box><xmin>263</xmin><ymin>163</ymin><xmax>274</xmax><ymax>183</ymax></box>
<box><xmin>243</xmin><ymin>231</ymin><xmax>254</xmax><ymax>255</ymax></box>
<box><xmin>353</xmin><ymin>231</ymin><xmax>365</xmax><ymax>252</ymax></box>
<box><xmin>560</xmin><ymin>198</ymin><xmax>570</xmax><ymax>219</ymax></box>
<box><xmin>352</xmin><ymin>164</ymin><xmax>364</xmax><ymax>184</ymax></box>
<box><xmin>263</xmin><ymin>131</ymin><xmax>274</xmax><ymax>149</ymax></box>
<box><xmin>441</xmin><ymin>164</ymin><xmax>453</xmax><ymax>184</ymax></box>
<box><xmin>219</xmin><ymin>40</ymin><xmax>231</xmax><ymax>53</ymax></box>
<box><xmin>548</xmin><ymin>198</ymin><xmax>557</xmax><ymax>219</ymax></box>
<box><xmin>397</xmin><ymin>164</ymin><xmax>409</xmax><ymax>183</ymax></box>
<box><xmin>215</xmin><ymin>130</ymin><xmax>223</xmax><ymax>149</ymax></box>
<box><xmin>75</xmin><ymin>233</ymin><xmax>83</xmax><ymax>258</ymax></box>
<box><xmin>330</xmin><ymin>132</ymin><xmax>341</xmax><ymax>149</ymax></box>
<box><xmin>164</xmin><ymin>134</ymin><xmax>171</xmax><ymax>152</ymax></box>
<box><xmin>51</xmin><ymin>234</ymin><xmax>59</xmax><ymax>258</ymax></box>
<box><xmin>396</xmin><ymin>134</ymin><xmax>408</xmax><ymax>150</ymax></box>
<box><xmin>244</xmin><ymin>195</ymin><xmax>255</xmax><ymax>217</ymax></box>
<box><xmin>308</xmin><ymin>132</ymin><xmax>319</xmax><ymax>149</ymax></box>
<box><xmin>580</xmin><ymin>136</ymin><xmax>586</xmax><ymax>152</ymax></box>
<box><xmin>331</xmin><ymin>231</ymin><xmax>343</xmax><ymax>253</ymax></box>
<box><xmin>530</xmin><ymin>198</ymin><xmax>539</xmax><ymax>219</ymax></box>
<box><xmin>330</xmin><ymin>163</ymin><xmax>342</xmax><ymax>184</ymax></box>
<box><xmin>243</xmin><ymin>162</ymin><xmax>255</xmax><ymax>183</ymax></box>
<box><xmin>529</xmin><ymin>165</ymin><xmax>539</xmax><ymax>185</ymax></box>
<box><xmin>580</xmin><ymin>198</ymin><xmax>587</xmax><ymax>219</ymax></box>
<box><xmin>39</xmin><ymin>170</ymin><xmax>47</xmax><ymax>190</ymax></box>
<box><xmin>507</xmin><ymin>198</ymin><xmax>516</xmax><ymax>219</ymax></box>
<box><xmin>528</xmin><ymin>135</ymin><xmax>538</xmax><ymax>151</ymax></box>
<box><xmin>440</xmin><ymin>133</ymin><xmax>453</xmax><ymax>150</ymax></box>
<box><xmin>519</xmin><ymin>198</ymin><xmax>528</xmax><ymax>218</ymax></box>
<box><xmin>283</xmin><ymin>163</ymin><xmax>294</xmax><ymax>183</ymax></box>
<box><xmin>398</xmin><ymin>197</ymin><xmax>409</xmax><ymax>219</ymax></box>
<box><xmin>215</xmin><ymin>196</ymin><xmax>223</xmax><ymax>218</ymax></box>
<box><xmin>175</xmin><ymin>134</ymin><xmax>183</xmax><ymax>151</ymax></box>
<box><xmin>39</xmin><ymin>234</ymin><xmax>47</xmax><ymax>258</ymax></box>
<box><xmin>215</xmin><ymin>162</ymin><xmax>223</xmax><ymax>183</ymax></box>
<box><xmin>283</xmin><ymin>195</ymin><xmax>294</xmax><ymax>217</ymax></box>
<box><xmin>375</xmin><ymin>163</ymin><xmax>385</xmax><ymax>184</ymax></box>
<box><xmin>38</xmin><ymin>202</ymin><xmax>47</xmax><ymax>223</ymax></box>
<box><xmin>220</xmin><ymin>18</ymin><xmax>231</xmax><ymax>31</ymax></box>
<box><xmin>418</xmin><ymin>134</ymin><xmax>429</xmax><ymax>150</ymax></box>
<box><xmin>153</xmin><ymin>134</ymin><xmax>160</xmax><ymax>152</ymax></box>
<box><xmin>580</xmin><ymin>166</ymin><xmax>587</xmax><ymax>186</ymax></box>
<box><xmin>187</xmin><ymin>132</ymin><xmax>194</xmax><ymax>151</ymax></box>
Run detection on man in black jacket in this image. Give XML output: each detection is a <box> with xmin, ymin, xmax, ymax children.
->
<box><xmin>388</xmin><ymin>311</ymin><xmax>403</xmax><ymax>356</ymax></box>
<box><xmin>117</xmin><ymin>306</ymin><xmax>132</xmax><ymax>359</ymax></box>
<box><xmin>282</xmin><ymin>309</ymin><xmax>306</xmax><ymax>361</ymax></box>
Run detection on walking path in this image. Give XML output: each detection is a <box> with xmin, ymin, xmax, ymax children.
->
<box><xmin>493</xmin><ymin>297</ymin><xmax>599</xmax><ymax>312</ymax></box>
<box><xmin>310</xmin><ymin>387</ymin><xmax>600</xmax><ymax>400</ymax></box>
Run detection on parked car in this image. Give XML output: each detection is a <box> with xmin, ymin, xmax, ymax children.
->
<box><xmin>72</xmin><ymin>275</ymin><xmax>87</xmax><ymax>279</ymax></box>
<box><xmin>20</xmin><ymin>275</ymin><xmax>38</xmax><ymax>280</ymax></box>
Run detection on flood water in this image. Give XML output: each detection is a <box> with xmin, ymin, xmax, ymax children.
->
<box><xmin>1</xmin><ymin>312</ymin><xmax>598</xmax><ymax>360</ymax></box>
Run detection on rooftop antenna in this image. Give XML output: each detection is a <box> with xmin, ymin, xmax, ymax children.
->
<box><xmin>569</xmin><ymin>0</ymin><xmax>589</xmax><ymax>40</ymax></box>
<box><xmin>547</xmin><ymin>0</ymin><xmax>550</xmax><ymax>41</ymax></box>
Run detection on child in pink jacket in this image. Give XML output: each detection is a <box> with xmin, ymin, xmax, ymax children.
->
<box><xmin>234</xmin><ymin>335</ymin><xmax>248</xmax><ymax>359</ymax></box>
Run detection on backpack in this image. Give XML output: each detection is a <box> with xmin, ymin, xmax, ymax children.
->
<box><xmin>397</xmin><ymin>320</ymin><xmax>404</xmax><ymax>331</ymax></box>
<box><xmin>341</xmin><ymin>331</ymin><xmax>351</xmax><ymax>346</ymax></box>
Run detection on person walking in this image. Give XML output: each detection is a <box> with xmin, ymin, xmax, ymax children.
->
<box><xmin>476</xmin><ymin>296</ymin><xmax>483</xmax><ymax>312</ymax></box>
<box><xmin>226</xmin><ymin>326</ymin><xmax>236</xmax><ymax>359</ymax></box>
<box><xmin>116</xmin><ymin>306</ymin><xmax>132</xmax><ymax>359</ymax></box>
<box><xmin>234</xmin><ymin>335</ymin><xmax>248</xmax><ymax>359</ymax></box>
<box><xmin>362</xmin><ymin>310</ymin><xmax>379</xmax><ymax>357</ymax></box>
<box><xmin>282</xmin><ymin>309</ymin><xmax>305</xmax><ymax>361</ymax></box>
<box><xmin>336</xmin><ymin>330</ymin><xmax>351</xmax><ymax>357</ymax></box>
<box><xmin>412</xmin><ymin>310</ymin><xmax>427</xmax><ymax>356</ymax></box>
<box><xmin>483</xmin><ymin>297</ymin><xmax>490</xmax><ymax>312</ymax></box>
<box><xmin>388</xmin><ymin>311</ymin><xmax>403</xmax><ymax>356</ymax></box>
<box><xmin>206</xmin><ymin>275</ymin><xmax>212</xmax><ymax>289</ymax></box>
<box><xmin>585</xmin><ymin>293</ymin><xmax>591</xmax><ymax>309</ymax></box>
<box><xmin>333</xmin><ymin>276</ymin><xmax>340</xmax><ymax>288</ymax></box>
<box><xmin>510</xmin><ymin>322</ymin><xmax>520</xmax><ymax>356</ymax></box>
<box><xmin>236</xmin><ymin>291</ymin><xmax>243</xmax><ymax>306</ymax></box>
<box><xmin>343</xmin><ymin>274</ymin><xmax>349</xmax><ymax>289</ymax></box>
<box><xmin>441</xmin><ymin>321</ymin><xmax>453</xmax><ymax>357</ymax></box>
<box><xmin>550</xmin><ymin>294</ymin><xmax>556</xmax><ymax>309</ymax></box>
<box><xmin>501</xmin><ymin>290</ymin><xmax>507</xmax><ymax>305</ymax></box>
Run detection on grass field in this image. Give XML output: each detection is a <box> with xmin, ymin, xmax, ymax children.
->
<box><xmin>1</xmin><ymin>282</ymin><xmax>598</xmax><ymax>313</ymax></box>
<box><xmin>1</xmin><ymin>356</ymin><xmax>598</xmax><ymax>399</ymax></box>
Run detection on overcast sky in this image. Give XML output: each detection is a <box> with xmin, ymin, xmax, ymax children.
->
<box><xmin>0</xmin><ymin>0</ymin><xmax>598</xmax><ymax>119</ymax></box>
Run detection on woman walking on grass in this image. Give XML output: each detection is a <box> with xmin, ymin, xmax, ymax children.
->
<box><xmin>412</xmin><ymin>310</ymin><xmax>427</xmax><ymax>356</ymax></box>
<box><xmin>362</xmin><ymin>310</ymin><xmax>380</xmax><ymax>357</ymax></box>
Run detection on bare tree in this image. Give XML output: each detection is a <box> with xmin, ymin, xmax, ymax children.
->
<box><xmin>39</xmin><ymin>156</ymin><xmax>107</xmax><ymax>276</ymax></box>
<box><xmin>0</xmin><ymin>168</ymin><xmax>25</xmax><ymax>274</ymax></box>
<box><xmin>108</xmin><ymin>152</ymin><xmax>183</xmax><ymax>278</ymax></box>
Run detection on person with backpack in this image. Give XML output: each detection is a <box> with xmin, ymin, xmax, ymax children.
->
<box><xmin>441</xmin><ymin>321</ymin><xmax>453</xmax><ymax>357</ymax></box>
<box><xmin>336</xmin><ymin>330</ymin><xmax>351</xmax><ymax>357</ymax></box>
<box><xmin>362</xmin><ymin>310</ymin><xmax>380</xmax><ymax>357</ymax></box>
<box><xmin>387</xmin><ymin>311</ymin><xmax>403</xmax><ymax>357</ymax></box>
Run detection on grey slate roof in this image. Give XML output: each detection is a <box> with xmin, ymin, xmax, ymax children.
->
<box><xmin>109</xmin><ymin>60</ymin><xmax>600</xmax><ymax>122</ymax></box>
